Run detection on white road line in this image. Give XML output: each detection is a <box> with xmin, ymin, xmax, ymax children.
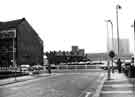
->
<box><xmin>106</xmin><ymin>79</ymin><xmax>128</xmax><ymax>82</ymax></box>
<box><xmin>103</xmin><ymin>84</ymin><xmax>133</xmax><ymax>87</ymax></box>
<box><xmin>85</xmin><ymin>92</ymin><xmax>91</xmax><ymax>97</ymax></box>
<box><xmin>101</xmin><ymin>90</ymin><xmax>133</xmax><ymax>94</ymax></box>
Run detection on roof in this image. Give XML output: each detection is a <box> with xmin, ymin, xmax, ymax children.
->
<box><xmin>0</xmin><ymin>18</ymin><xmax>25</xmax><ymax>30</ymax></box>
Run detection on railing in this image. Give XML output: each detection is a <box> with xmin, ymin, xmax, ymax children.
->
<box><xmin>45</xmin><ymin>64</ymin><xmax>103</xmax><ymax>71</ymax></box>
<box><xmin>0</xmin><ymin>66</ymin><xmax>18</xmax><ymax>72</ymax></box>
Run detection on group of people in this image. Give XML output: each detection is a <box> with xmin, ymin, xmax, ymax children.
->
<box><xmin>112</xmin><ymin>57</ymin><xmax>134</xmax><ymax>73</ymax></box>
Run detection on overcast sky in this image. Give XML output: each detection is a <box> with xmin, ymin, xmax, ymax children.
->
<box><xmin>0</xmin><ymin>0</ymin><xmax>135</xmax><ymax>53</ymax></box>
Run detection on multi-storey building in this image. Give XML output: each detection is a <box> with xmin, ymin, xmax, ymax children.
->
<box><xmin>108</xmin><ymin>38</ymin><xmax>130</xmax><ymax>56</ymax></box>
<box><xmin>0</xmin><ymin>18</ymin><xmax>43</xmax><ymax>68</ymax></box>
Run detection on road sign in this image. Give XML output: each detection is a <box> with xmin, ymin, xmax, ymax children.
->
<box><xmin>109</xmin><ymin>50</ymin><xmax>115</xmax><ymax>58</ymax></box>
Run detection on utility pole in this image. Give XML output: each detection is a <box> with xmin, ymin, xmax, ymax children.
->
<box><xmin>12</xmin><ymin>30</ymin><xmax>16</xmax><ymax>81</ymax></box>
<box><xmin>105</xmin><ymin>20</ymin><xmax>111</xmax><ymax>80</ymax></box>
<box><xmin>116</xmin><ymin>4</ymin><xmax>122</xmax><ymax>59</ymax></box>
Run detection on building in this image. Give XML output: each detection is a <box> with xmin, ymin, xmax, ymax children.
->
<box><xmin>87</xmin><ymin>53</ymin><xmax>108</xmax><ymax>61</ymax></box>
<box><xmin>78</xmin><ymin>49</ymin><xmax>85</xmax><ymax>56</ymax></box>
<box><xmin>108</xmin><ymin>38</ymin><xmax>130</xmax><ymax>56</ymax></box>
<box><xmin>87</xmin><ymin>52</ymin><xmax>132</xmax><ymax>61</ymax></box>
<box><xmin>0</xmin><ymin>18</ymin><xmax>43</xmax><ymax>68</ymax></box>
<box><xmin>71</xmin><ymin>46</ymin><xmax>79</xmax><ymax>56</ymax></box>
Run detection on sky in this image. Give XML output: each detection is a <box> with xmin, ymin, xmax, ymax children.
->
<box><xmin>0</xmin><ymin>0</ymin><xmax>134</xmax><ymax>53</ymax></box>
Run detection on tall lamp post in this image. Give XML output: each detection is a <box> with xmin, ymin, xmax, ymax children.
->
<box><xmin>131</xmin><ymin>20</ymin><xmax>135</xmax><ymax>66</ymax></box>
<box><xmin>105</xmin><ymin>20</ymin><xmax>111</xmax><ymax>80</ymax></box>
<box><xmin>12</xmin><ymin>30</ymin><xmax>16</xmax><ymax>81</ymax></box>
<box><xmin>116</xmin><ymin>4</ymin><xmax>122</xmax><ymax>59</ymax></box>
<box><xmin>108</xmin><ymin>20</ymin><xmax>114</xmax><ymax>73</ymax></box>
<box><xmin>108</xmin><ymin>20</ymin><xmax>114</xmax><ymax>50</ymax></box>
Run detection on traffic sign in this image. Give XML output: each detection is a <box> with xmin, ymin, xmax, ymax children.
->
<box><xmin>109</xmin><ymin>50</ymin><xmax>115</xmax><ymax>58</ymax></box>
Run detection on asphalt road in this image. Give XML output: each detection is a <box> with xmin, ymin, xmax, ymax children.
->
<box><xmin>0</xmin><ymin>70</ymin><xmax>104</xmax><ymax>97</ymax></box>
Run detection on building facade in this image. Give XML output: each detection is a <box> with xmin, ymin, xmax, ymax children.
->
<box><xmin>108</xmin><ymin>38</ymin><xmax>130</xmax><ymax>56</ymax></box>
<box><xmin>0</xmin><ymin>18</ymin><xmax>43</xmax><ymax>68</ymax></box>
<box><xmin>71</xmin><ymin>46</ymin><xmax>79</xmax><ymax>56</ymax></box>
<box><xmin>78</xmin><ymin>49</ymin><xmax>85</xmax><ymax>56</ymax></box>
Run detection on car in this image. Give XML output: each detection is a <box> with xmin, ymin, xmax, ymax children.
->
<box><xmin>20</xmin><ymin>64</ymin><xmax>30</xmax><ymax>73</ymax></box>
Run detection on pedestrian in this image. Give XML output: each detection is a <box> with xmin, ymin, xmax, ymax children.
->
<box><xmin>48</xmin><ymin>64</ymin><xmax>51</xmax><ymax>74</ymax></box>
<box><xmin>117</xmin><ymin>58</ymin><xmax>122</xmax><ymax>73</ymax></box>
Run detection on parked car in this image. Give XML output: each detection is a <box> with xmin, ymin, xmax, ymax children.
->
<box><xmin>20</xmin><ymin>64</ymin><xmax>30</xmax><ymax>74</ymax></box>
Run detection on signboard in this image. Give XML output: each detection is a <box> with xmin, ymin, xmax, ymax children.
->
<box><xmin>109</xmin><ymin>50</ymin><xmax>115</xmax><ymax>58</ymax></box>
<box><xmin>0</xmin><ymin>29</ymin><xmax>16</xmax><ymax>39</ymax></box>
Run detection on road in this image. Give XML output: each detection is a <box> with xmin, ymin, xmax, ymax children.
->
<box><xmin>0</xmin><ymin>70</ymin><xmax>105</xmax><ymax>97</ymax></box>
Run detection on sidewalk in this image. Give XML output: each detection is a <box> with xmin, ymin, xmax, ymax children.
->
<box><xmin>100</xmin><ymin>72</ymin><xmax>135</xmax><ymax>97</ymax></box>
<box><xmin>0</xmin><ymin>73</ymin><xmax>52</xmax><ymax>86</ymax></box>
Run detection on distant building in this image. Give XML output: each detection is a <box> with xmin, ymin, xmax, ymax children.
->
<box><xmin>87</xmin><ymin>53</ymin><xmax>108</xmax><ymax>61</ymax></box>
<box><xmin>56</xmin><ymin>51</ymin><xmax>63</xmax><ymax>56</ymax></box>
<box><xmin>87</xmin><ymin>52</ymin><xmax>132</xmax><ymax>61</ymax></box>
<box><xmin>78</xmin><ymin>49</ymin><xmax>85</xmax><ymax>56</ymax></box>
<box><xmin>71</xmin><ymin>46</ymin><xmax>79</xmax><ymax>56</ymax></box>
<box><xmin>108</xmin><ymin>38</ymin><xmax>130</xmax><ymax>56</ymax></box>
<box><xmin>71</xmin><ymin>46</ymin><xmax>85</xmax><ymax>57</ymax></box>
<box><xmin>0</xmin><ymin>18</ymin><xmax>43</xmax><ymax>68</ymax></box>
<box><xmin>65</xmin><ymin>51</ymin><xmax>71</xmax><ymax>56</ymax></box>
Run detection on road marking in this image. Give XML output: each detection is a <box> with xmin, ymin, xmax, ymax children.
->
<box><xmin>85</xmin><ymin>92</ymin><xmax>91</xmax><ymax>97</ymax></box>
<box><xmin>106</xmin><ymin>79</ymin><xmax>128</xmax><ymax>82</ymax></box>
<box><xmin>10</xmin><ymin>86</ymin><xmax>22</xmax><ymax>90</ymax></box>
<box><xmin>103</xmin><ymin>84</ymin><xmax>133</xmax><ymax>87</ymax></box>
<box><xmin>101</xmin><ymin>90</ymin><xmax>133</xmax><ymax>94</ymax></box>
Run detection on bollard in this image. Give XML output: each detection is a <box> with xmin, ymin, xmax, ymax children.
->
<box><xmin>107</xmin><ymin>61</ymin><xmax>111</xmax><ymax>80</ymax></box>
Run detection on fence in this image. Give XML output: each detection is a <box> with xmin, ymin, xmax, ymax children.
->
<box><xmin>46</xmin><ymin>64</ymin><xmax>103</xmax><ymax>70</ymax></box>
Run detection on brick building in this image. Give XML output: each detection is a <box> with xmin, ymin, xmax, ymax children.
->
<box><xmin>0</xmin><ymin>18</ymin><xmax>43</xmax><ymax>68</ymax></box>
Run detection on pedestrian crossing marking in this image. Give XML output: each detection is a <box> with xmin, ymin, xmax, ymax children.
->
<box><xmin>101</xmin><ymin>90</ymin><xmax>133</xmax><ymax>94</ymax></box>
<box><xmin>103</xmin><ymin>84</ymin><xmax>133</xmax><ymax>87</ymax></box>
<box><xmin>106</xmin><ymin>79</ymin><xmax>128</xmax><ymax>82</ymax></box>
<box><xmin>85</xmin><ymin>92</ymin><xmax>91</xmax><ymax>97</ymax></box>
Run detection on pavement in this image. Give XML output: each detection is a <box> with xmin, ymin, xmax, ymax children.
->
<box><xmin>100</xmin><ymin>71</ymin><xmax>135</xmax><ymax>97</ymax></box>
<box><xmin>0</xmin><ymin>73</ymin><xmax>52</xmax><ymax>86</ymax></box>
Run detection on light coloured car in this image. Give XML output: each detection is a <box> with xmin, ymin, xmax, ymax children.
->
<box><xmin>20</xmin><ymin>64</ymin><xmax>30</xmax><ymax>73</ymax></box>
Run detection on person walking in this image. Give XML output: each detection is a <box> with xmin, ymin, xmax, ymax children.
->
<box><xmin>117</xmin><ymin>58</ymin><xmax>122</xmax><ymax>73</ymax></box>
<box><xmin>48</xmin><ymin>63</ymin><xmax>51</xmax><ymax>74</ymax></box>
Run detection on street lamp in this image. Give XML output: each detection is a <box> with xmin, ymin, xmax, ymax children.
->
<box><xmin>107</xmin><ymin>20</ymin><xmax>115</xmax><ymax>73</ymax></box>
<box><xmin>108</xmin><ymin>20</ymin><xmax>114</xmax><ymax>50</ymax></box>
<box><xmin>12</xmin><ymin>30</ymin><xmax>16</xmax><ymax>81</ymax></box>
<box><xmin>131</xmin><ymin>20</ymin><xmax>135</xmax><ymax>66</ymax></box>
<box><xmin>116</xmin><ymin>4</ymin><xmax>122</xmax><ymax>58</ymax></box>
<box><xmin>105</xmin><ymin>20</ymin><xmax>114</xmax><ymax>51</ymax></box>
<box><xmin>105</xmin><ymin>20</ymin><xmax>111</xmax><ymax>80</ymax></box>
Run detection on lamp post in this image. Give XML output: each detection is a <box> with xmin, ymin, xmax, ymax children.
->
<box><xmin>131</xmin><ymin>20</ymin><xmax>135</xmax><ymax>66</ymax></box>
<box><xmin>108</xmin><ymin>20</ymin><xmax>114</xmax><ymax>73</ymax></box>
<box><xmin>108</xmin><ymin>20</ymin><xmax>114</xmax><ymax>50</ymax></box>
<box><xmin>116</xmin><ymin>4</ymin><xmax>122</xmax><ymax>59</ymax></box>
<box><xmin>12</xmin><ymin>30</ymin><xmax>16</xmax><ymax>81</ymax></box>
<box><xmin>105</xmin><ymin>20</ymin><xmax>111</xmax><ymax>80</ymax></box>
<box><xmin>105</xmin><ymin>20</ymin><xmax>109</xmax><ymax>52</ymax></box>
<box><xmin>12</xmin><ymin>37</ymin><xmax>15</xmax><ymax>81</ymax></box>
